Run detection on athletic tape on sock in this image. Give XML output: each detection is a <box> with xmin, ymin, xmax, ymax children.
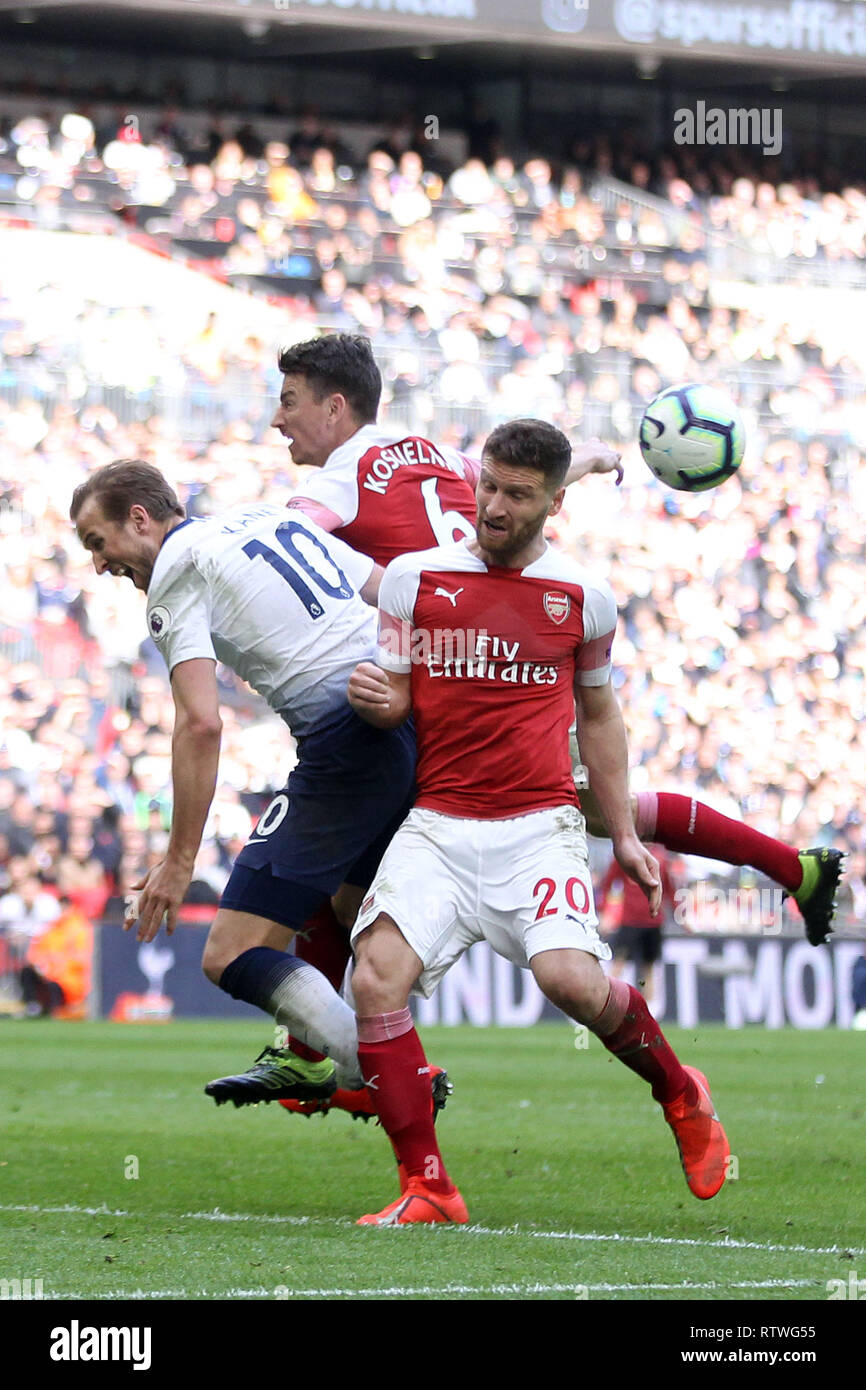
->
<box><xmin>589</xmin><ymin>976</ymin><xmax>630</xmax><ymax>1037</ymax></box>
<box><xmin>357</xmin><ymin>1008</ymin><xmax>414</xmax><ymax>1044</ymax></box>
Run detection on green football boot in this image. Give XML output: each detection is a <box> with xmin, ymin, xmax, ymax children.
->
<box><xmin>791</xmin><ymin>848</ymin><xmax>845</xmax><ymax>946</ymax></box>
<box><xmin>205</xmin><ymin>1046</ymin><xmax>337</xmax><ymax>1107</ymax></box>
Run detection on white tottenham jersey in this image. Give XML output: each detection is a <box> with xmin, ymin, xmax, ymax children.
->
<box><xmin>146</xmin><ymin>505</ymin><xmax>376</xmax><ymax>737</ymax></box>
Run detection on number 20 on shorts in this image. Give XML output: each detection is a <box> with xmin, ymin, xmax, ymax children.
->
<box><xmin>533</xmin><ymin>875</ymin><xmax>591</xmax><ymax>921</ymax></box>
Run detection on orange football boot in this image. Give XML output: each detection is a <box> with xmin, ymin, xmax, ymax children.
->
<box><xmin>357</xmin><ymin>1177</ymin><xmax>468</xmax><ymax>1227</ymax></box>
<box><xmin>279</xmin><ymin>1066</ymin><xmax>452</xmax><ymax>1124</ymax></box>
<box><xmin>663</xmin><ymin>1065</ymin><xmax>730</xmax><ymax>1200</ymax></box>
<box><xmin>278</xmin><ymin>1084</ymin><xmax>376</xmax><ymax>1121</ymax></box>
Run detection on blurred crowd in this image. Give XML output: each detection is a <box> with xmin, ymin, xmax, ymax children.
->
<box><xmin>1</xmin><ymin>103</ymin><xmax>865</xmax><ymax>1014</ymax></box>
<box><xmin>4</xmin><ymin>104</ymin><xmax>865</xmax><ymax>267</ymax></box>
<box><xmin>3</xmin><ymin>104</ymin><xmax>865</xmax><ymax>454</ymax></box>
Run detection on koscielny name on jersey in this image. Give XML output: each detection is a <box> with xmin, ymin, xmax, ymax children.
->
<box><xmin>383</xmin><ymin>626</ymin><xmax>560</xmax><ymax>685</ymax></box>
<box><xmin>362</xmin><ymin>439</ymin><xmax>465</xmax><ymax>495</ymax></box>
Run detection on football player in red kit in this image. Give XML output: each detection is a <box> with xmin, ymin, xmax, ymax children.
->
<box><xmin>207</xmin><ymin>334</ymin><xmax>842</xmax><ymax>1115</ymax></box>
<box><xmin>346</xmin><ymin>418</ymin><xmax>728</xmax><ymax>1223</ymax></box>
<box><xmin>279</xmin><ymin>334</ymin><xmax>841</xmax><ymax>949</ymax></box>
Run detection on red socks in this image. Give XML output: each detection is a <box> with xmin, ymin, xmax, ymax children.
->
<box><xmin>637</xmin><ymin>791</ymin><xmax>803</xmax><ymax>894</ymax></box>
<box><xmin>288</xmin><ymin>902</ymin><xmax>351</xmax><ymax>1063</ymax></box>
<box><xmin>591</xmin><ymin>978</ymin><xmax>696</xmax><ymax>1106</ymax></box>
<box><xmin>357</xmin><ymin>1010</ymin><xmax>452</xmax><ymax>1193</ymax></box>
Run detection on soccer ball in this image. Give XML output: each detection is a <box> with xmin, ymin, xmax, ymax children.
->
<box><xmin>638</xmin><ymin>384</ymin><xmax>745</xmax><ymax>492</ymax></box>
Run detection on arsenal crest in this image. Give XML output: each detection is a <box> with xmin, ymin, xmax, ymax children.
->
<box><xmin>544</xmin><ymin>591</ymin><xmax>570</xmax><ymax>624</ymax></box>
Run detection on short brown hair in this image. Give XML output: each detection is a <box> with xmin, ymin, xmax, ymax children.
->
<box><xmin>70</xmin><ymin>460</ymin><xmax>184</xmax><ymax>525</ymax></box>
<box><xmin>482</xmin><ymin>419</ymin><xmax>572</xmax><ymax>490</ymax></box>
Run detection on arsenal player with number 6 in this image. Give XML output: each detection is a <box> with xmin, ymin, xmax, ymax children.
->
<box><xmin>347</xmin><ymin>418</ymin><xmax>730</xmax><ymax>1226</ymax></box>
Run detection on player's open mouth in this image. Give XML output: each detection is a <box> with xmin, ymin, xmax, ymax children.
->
<box><xmin>482</xmin><ymin>520</ymin><xmax>507</xmax><ymax>534</ymax></box>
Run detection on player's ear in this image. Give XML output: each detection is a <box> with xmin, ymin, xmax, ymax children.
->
<box><xmin>547</xmin><ymin>486</ymin><xmax>566</xmax><ymax>518</ymax></box>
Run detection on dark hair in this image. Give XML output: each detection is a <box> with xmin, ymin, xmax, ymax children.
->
<box><xmin>70</xmin><ymin>460</ymin><xmax>184</xmax><ymax>524</ymax></box>
<box><xmin>482</xmin><ymin>419</ymin><xmax>572</xmax><ymax>489</ymax></box>
<box><xmin>277</xmin><ymin>334</ymin><xmax>381</xmax><ymax>422</ymax></box>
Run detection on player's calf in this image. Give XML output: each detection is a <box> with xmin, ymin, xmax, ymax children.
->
<box><xmin>589</xmin><ymin>976</ymin><xmax>730</xmax><ymax>1199</ymax></box>
<box><xmin>201</xmin><ymin>907</ymin><xmax>294</xmax><ymax>984</ymax></box>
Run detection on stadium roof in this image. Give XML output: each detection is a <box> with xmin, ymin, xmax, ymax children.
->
<box><xmin>5</xmin><ymin>0</ymin><xmax>866</xmax><ymax>76</ymax></box>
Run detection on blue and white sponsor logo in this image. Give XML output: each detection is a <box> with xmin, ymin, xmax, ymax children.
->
<box><xmin>614</xmin><ymin>0</ymin><xmax>659</xmax><ymax>43</ymax></box>
<box><xmin>542</xmin><ymin>0</ymin><xmax>590</xmax><ymax>34</ymax></box>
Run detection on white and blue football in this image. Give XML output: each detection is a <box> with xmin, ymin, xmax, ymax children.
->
<box><xmin>639</xmin><ymin>384</ymin><xmax>746</xmax><ymax>492</ymax></box>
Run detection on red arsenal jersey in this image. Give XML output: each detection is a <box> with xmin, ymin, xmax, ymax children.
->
<box><xmin>377</xmin><ymin>540</ymin><xmax>617</xmax><ymax>820</ymax></box>
<box><xmin>288</xmin><ymin>424</ymin><xmax>478</xmax><ymax>566</ymax></box>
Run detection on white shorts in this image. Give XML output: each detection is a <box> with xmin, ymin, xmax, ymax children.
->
<box><xmin>351</xmin><ymin>804</ymin><xmax>611</xmax><ymax>998</ymax></box>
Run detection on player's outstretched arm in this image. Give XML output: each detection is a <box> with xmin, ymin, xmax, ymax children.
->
<box><xmin>574</xmin><ymin>677</ymin><xmax>661</xmax><ymax>914</ymax></box>
<box><xmin>566</xmin><ymin>439</ymin><xmax>623</xmax><ymax>487</ymax></box>
<box><xmin>348</xmin><ymin>662</ymin><xmax>412</xmax><ymax>729</ymax></box>
<box><xmin>130</xmin><ymin>657</ymin><xmax>223</xmax><ymax>943</ymax></box>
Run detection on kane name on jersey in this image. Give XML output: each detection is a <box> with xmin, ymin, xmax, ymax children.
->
<box><xmin>377</xmin><ymin>541</ymin><xmax>616</xmax><ymax>820</ymax></box>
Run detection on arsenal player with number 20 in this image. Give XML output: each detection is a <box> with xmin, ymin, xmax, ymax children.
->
<box><xmin>347</xmin><ymin>418</ymin><xmax>730</xmax><ymax>1226</ymax></box>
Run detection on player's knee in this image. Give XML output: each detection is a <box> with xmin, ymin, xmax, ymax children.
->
<box><xmin>353</xmin><ymin>921</ymin><xmax>416</xmax><ymax>1013</ymax></box>
<box><xmin>532</xmin><ymin>953</ymin><xmax>607</xmax><ymax>1024</ymax></box>
<box><xmin>351</xmin><ymin>955</ymin><xmax>389</xmax><ymax>1013</ymax></box>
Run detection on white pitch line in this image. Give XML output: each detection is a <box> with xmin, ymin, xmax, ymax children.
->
<box><xmin>182</xmin><ymin>1210</ymin><xmax>311</xmax><ymax>1226</ymax></box>
<box><xmin>466</xmin><ymin>1224</ymin><xmax>866</xmax><ymax>1258</ymax></box>
<box><xmin>1</xmin><ymin>1203</ymin><xmax>861</xmax><ymax>1260</ymax></box>
<box><xmin>222</xmin><ymin>1278</ymin><xmax>822</xmax><ymax>1297</ymax></box>
<box><xmin>51</xmin><ymin>1278</ymin><xmax>819</xmax><ymax>1300</ymax></box>
<box><xmin>1</xmin><ymin>1203</ymin><xmax>134</xmax><ymax>1217</ymax></box>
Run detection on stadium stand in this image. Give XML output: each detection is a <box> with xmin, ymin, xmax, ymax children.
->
<box><xmin>1</xmin><ymin>94</ymin><xmax>865</xmax><ymax>1017</ymax></box>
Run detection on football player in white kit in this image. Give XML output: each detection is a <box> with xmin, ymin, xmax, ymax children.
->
<box><xmin>71</xmin><ymin>460</ymin><xmax>417</xmax><ymax>1104</ymax></box>
<box><xmin>346</xmin><ymin>419</ymin><xmax>730</xmax><ymax>1225</ymax></box>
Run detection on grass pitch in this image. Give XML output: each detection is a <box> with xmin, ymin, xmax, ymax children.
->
<box><xmin>0</xmin><ymin>1021</ymin><xmax>863</xmax><ymax>1302</ymax></box>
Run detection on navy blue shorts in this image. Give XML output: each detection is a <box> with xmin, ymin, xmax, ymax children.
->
<box><xmin>219</xmin><ymin>705</ymin><xmax>416</xmax><ymax>933</ymax></box>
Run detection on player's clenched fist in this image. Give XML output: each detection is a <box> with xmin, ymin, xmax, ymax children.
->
<box><xmin>350</xmin><ymin>661</ymin><xmax>394</xmax><ymax>722</ymax></box>
<box><xmin>348</xmin><ymin>661</ymin><xmax>412</xmax><ymax>730</ymax></box>
<box><xmin>348</xmin><ymin>661</ymin><xmax>391</xmax><ymax>710</ymax></box>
